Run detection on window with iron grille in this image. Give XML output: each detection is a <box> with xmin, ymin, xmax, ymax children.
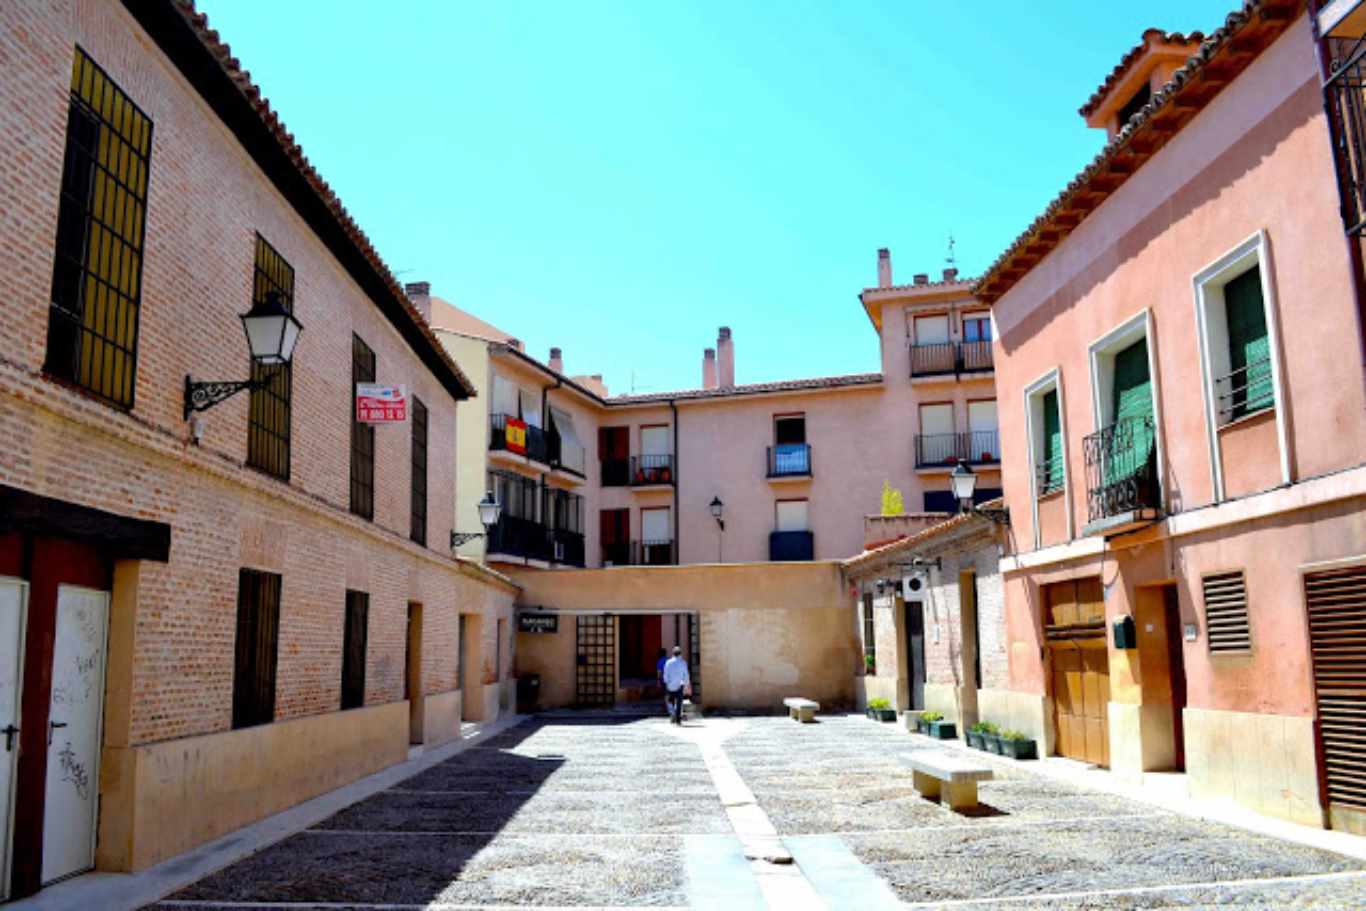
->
<box><xmin>45</xmin><ymin>47</ymin><xmax>153</xmax><ymax>409</ymax></box>
<box><xmin>341</xmin><ymin>590</ymin><xmax>368</xmax><ymax>710</ymax></box>
<box><xmin>350</xmin><ymin>335</ymin><xmax>376</xmax><ymax>519</ymax></box>
<box><xmin>1202</xmin><ymin>570</ymin><xmax>1252</xmax><ymax>654</ymax></box>
<box><xmin>863</xmin><ymin>592</ymin><xmax>877</xmax><ymax>674</ymax></box>
<box><xmin>410</xmin><ymin>397</ymin><xmax>428</xmax><ymax>545</ymax></box>
<box><xmin>232</xmin><ymin>569</ymin><xmax>281</xmax><ymax>729</ymax></box>
<box><xmin>247</xmin><ymin>235</ymin><xmax>295</xmax><ymax>479</ymax></box>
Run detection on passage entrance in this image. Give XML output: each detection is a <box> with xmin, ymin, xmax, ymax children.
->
<box><xmin>576</xmin><ymin>615</ymin><xmax>615</xmax><ymax>706</ymax></box>
<box><xmin>1045</xmin><ymin>578</ymin><xmax>1110</xmax><ymax>767</ymax></box>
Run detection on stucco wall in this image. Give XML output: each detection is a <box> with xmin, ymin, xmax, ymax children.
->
<box><xmin>509</xmin><ymin>562</ymin><xmax>857</xmax><ymax>710</ymax></box>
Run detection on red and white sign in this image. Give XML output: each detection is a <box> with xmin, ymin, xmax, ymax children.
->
<box><xmin>356</xmin><ymin>383</ymin><xmax>408</xmax><ymax>423</ymax></box>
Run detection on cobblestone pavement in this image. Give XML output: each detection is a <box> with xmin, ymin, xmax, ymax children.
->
<box><xmin>152</xmin><ymin>713</ymin><xmax>1366</xmax><ymax>909</ymax></box>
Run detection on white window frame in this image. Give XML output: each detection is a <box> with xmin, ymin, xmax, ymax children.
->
<box><xmin>775</xmin><ymin>498</ymin><xmax>809</xmax><ymax>532</ymax></box>
<box><xmin>1191</xmin><ymin>230</ymin><xmax>1290</xmax><ymax>502</ymax></box>
<box><xmin>1087</xmin><ymin>308</ymin><xmax>1165</xmax><ymax>512</ymax></box>
<box><xmin>1022</xmin><ymin>367</ymin><xmax>1073</xmax><ymax>549</ymax></box>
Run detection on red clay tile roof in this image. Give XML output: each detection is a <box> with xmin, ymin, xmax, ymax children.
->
<box><xmin>860</xmin><ymin>277</ymin><xmax>977</xmax><ymax>297</ymax></box>
<box><xmin>158</xmin><ymin>1</ymin><xmax>476</xmax><ymax>399</ymax></box>
<box><xmin>843</xmin><ymin>500</ymin><xmax>1005</xmax><ymax>575</ymax></box>
<box><xmin>1078</xmin><ymin>28</ymin><xmax>1205</xmax><ymax>118</ymax></box>
<box><xmin>609</xmin><ymin>372</ymin><xmax>884</xmax><ymax>406</ymax></box>
<box><xmin>975</xmin><ymin>0</ymin><xmax>1305</xmax><ymax>306</ymax></box>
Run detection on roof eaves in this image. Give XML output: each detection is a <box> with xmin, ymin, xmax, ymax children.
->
<box><xmin>607</xmin><ymin>373</ymin><xmax>885</xmax><ymax>406</ymax></box>
<box><xmin>1078</xmin><ymin>28</ymin><xmax>1206</xmax><ymax>118</ymax></box>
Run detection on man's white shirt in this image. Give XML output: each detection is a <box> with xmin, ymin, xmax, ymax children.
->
<box><xmin>662</xmin><ymin>655</ymin><xmax>690</xmax><ymax>691</ymax></box>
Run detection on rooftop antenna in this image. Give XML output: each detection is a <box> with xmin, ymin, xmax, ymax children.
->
<box><xmin>945</xmin><ymin>235</ymin><xmax>957</xmax><ymax>269</ymax></box>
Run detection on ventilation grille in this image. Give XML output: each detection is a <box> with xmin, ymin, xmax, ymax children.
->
<box><xmin>1306</xmin><ymin>565</ymin><xmax>1366</xmax><ymax>812</ymax></box>
<box><xmin>1202</xmin><ymin>571</ymin><xmax>1251</xmax><ymax>653</ymax></box>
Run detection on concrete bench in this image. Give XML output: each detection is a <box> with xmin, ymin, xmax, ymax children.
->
<box><xmin>782</xmin><ymin>697</ymin><xmax>819</xmax><ymax>723</ymax></box>
<box><xmin>903</xmin><ymin>752</ymin><xmax>994</xmax><ymax>811</ymax></box>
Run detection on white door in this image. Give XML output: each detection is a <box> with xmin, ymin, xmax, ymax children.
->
<box><xmin>775</xmin><ymin>500</ymin><xmax>809</xmax><ymax>532</ymax></box>
<box><xmin>968</xmin><ymin>401</ymin><xmax>998</xmax><ymax>462</ymax></box>
<box><xmin>0</xmin><ymin>579</ymin><xmax>27</xmax><ymax>902</ymax></box>
<box><xmin>41</xmin><ymin>585</ymin><xmax>109</xmax><ymax>885</ymax></box>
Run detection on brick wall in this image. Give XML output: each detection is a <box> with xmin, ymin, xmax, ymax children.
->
<box><xmin>0</xmin><ymin>0</ymin><xmax>515</xmax><ymax>746</ymax></box>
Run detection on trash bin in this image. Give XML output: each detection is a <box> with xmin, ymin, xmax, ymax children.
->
<box><xmin>516</xmin><ymin>673</ymin><xmax>541</xmax><ymax>713</ymax></box>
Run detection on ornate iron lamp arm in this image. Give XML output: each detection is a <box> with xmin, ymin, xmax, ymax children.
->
<box><xmin>450</xmin><ymin>531</ymin><xmax>487</xmax><ymax>548</ymax></box>
<box><xmin>184</xmin><ymin>374</ymin><xmax>265</xmax><ymax>421</ymax></box>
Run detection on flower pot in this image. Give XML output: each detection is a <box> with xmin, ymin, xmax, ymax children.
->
<box><xmin>983</xmin><ymin>733</ymin><xmax>1003</xmax><ymax>754</ymax></box>
<box><xmin>1001</xmin><ymin>737</ymin><xmax>1038</xmax><ymax>760</ymax></box>
<box><xmin>875</xmin><ymin>708</ymin><xmax>896</xmax><ymax>722</ymax></box>
<box><xmin>927</xmin><ymin>720</ymin><xmax>956</xmax><ymax>740</ymax></box>
<box><xmin>966</xmin><ymin>730</ymin><xmax>985</xmax><ymax>750</ymax></box>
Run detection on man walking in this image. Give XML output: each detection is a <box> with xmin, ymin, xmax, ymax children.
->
<box><xmin>662</xmin><ymin>646</ymin><xmax>690</xmax><ymax>725</ymax></box>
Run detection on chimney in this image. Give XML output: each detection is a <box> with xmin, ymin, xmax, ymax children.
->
<box><xmin>702</xmin><ymin>348</ymin><xmax>718</xmax><ymax>390</ymax></box>
<box><xmin>548</xmin><ymin>347</ymin><xmax>563</xmax><ymax>374</ymax></box>
<box><xmin>506</xmin><ymin>337</ymin><xmax>524</xmax><ymax>352</ymax></box>
<box><xmin>404</xmin><ymin>281</ymin><xmax>431</xmax><ymax>323</ymax></box>
<box><xmin>877</xmin><ymin>248</ymin><xmax>892</xmax><ymax>288</ymax></box>
<box><xmin>943</xmin><ymin>267</ymin><xmax>959</xmax><ymax>282</ymax></box>
<box><xmin>913</xmin><ymin>273</ymin><xmax>929</xmax><ymax>286</ymax></box>
<box><xmin>717</xmin><ymin>327</ymin><xmax>735</xmax><ymax>389</ymax></box>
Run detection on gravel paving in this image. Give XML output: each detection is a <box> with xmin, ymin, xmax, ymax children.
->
<box><xmin>157</xmin><ymin>713</ymin><xmax>1366</xmax><ymax>909</ymax></box>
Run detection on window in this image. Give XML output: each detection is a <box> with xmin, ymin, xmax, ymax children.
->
<box><xmin>963</xmin><ymin>313</ymin><xmax>992</xmax><ymax>342</ymax></box>
<box><xmin>350</xmin><ymin>335</ymin><xmax>376</xmax><ymax>519</ymax></box>
<box><xmin>600</xmin><ymin>508</ymin><xmax>630</xmax><ymax>565</ymax></box>
<box><xmin>46</xmin><ymin>48</ymin><xmax>153</xmax><ymax>409</ymax></box>
<box><xmin>640</xmin><ymin>507</ymin><xmax>672</xmax><ymax>565</ymax></box>
<box><xmin>550</xmin><ymin>407</ymin><xmax>586</xmax><ymax>474</ymax></box>
<box><xmin>341</xmin><ymin>590</ymin><xmax>368</xmax><ymax>709</ymax></box>
<box><xmin>1117</xmin><ymin>81</ymin><xmax>1152</xmax><ymax>129</ymax></box>
<box><xmin>1085</xmin><ymin>313</ymin><xmax>1161</xmax><ymax>525</ymax></box>
<box><xmin>862</xmin><ymin>592</ymin><xmax>876</xmax><ymax>674</ymax></box>
<box><xmin>774</xmin><ymin>415</ymin><xmax>806</xmax><ymax>445</ymax></box>
<box><xmin>775</xmin><ymin>499</ymin><xmax>809</xmax><ymax>531</ymax></box>
<box><xmin>599</xmin><ymin>426</ymin><xmax>629</xmax><ymax>486</ymax></box>
<box><xmin>410</xmin><ymin>397</ymin><xmax>428</xmax><ymax>545</ymax></box>
<box><xmin>233</xmin><ymin>569</ymin><xmax>281</xmax><ymax>729</ymax></box>
<box><xmin>1222</xmin><ymin>268</ymin><xmax>1274</xmax><ymax>421</ymax></box>
<box><xmin>247</xmin><ymin>235</ymin><xmax>294</xmax><ymax>479</ymax></box>
<box><xmin>913</xmin><ymin>314</ymin><xmax>950</xmax><ymax>344</ymax></box>
<box><xmin>1038</xmin><ymin>390</ymin><xmax>1064</xmax><ymax>493</ymax></box>
<box><xmin>1108</xmin><ymin>338</ymin><xmax>1155</xmax><ymax>483</ymax></box>
<box><xmin>917</xmin><ymin>403</ymin><xmax>955</xmax><ymax>466</ymax></box>
<box><xmin>967</xmin><ymin>400</ymin><xmax>998</xmax><ymax>462</ymax></box>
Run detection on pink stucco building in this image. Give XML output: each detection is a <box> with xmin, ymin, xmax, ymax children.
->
<box><xmin>984</xmin><ymin>0</ymin><xmax>1366</xmax><ymax>834</ymax></box>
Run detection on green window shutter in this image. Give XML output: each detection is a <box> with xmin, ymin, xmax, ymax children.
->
<box><xmin>1041</xmin><ymin>389</ymin><xmax>1063</xmax><ymax>493</ymax></box>
<box><xmin>1223</xmin><ymin>268</ymin><xmax>1273</xmax><ymax>419</ymax></box>
<box><xmin>1108</xmin><ymin>339</ymin><xmax>1154</xmax><ymax>483</ymax></box>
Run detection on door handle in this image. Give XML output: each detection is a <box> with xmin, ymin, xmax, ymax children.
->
<box><xmin>2</xmin><ymin>724</ymin><xmax>17</xmax><ymax>752</ymax></box>
<box><xmin>48</xmin><ymin>720</ymin><xmax>67</xmax><ymax>744</ymax></box>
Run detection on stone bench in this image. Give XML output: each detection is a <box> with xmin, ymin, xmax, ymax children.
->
<box><xmin>902</xmin><ymin>752</ymin><xmax>994</xmax><ymax>811</ymax></box>
<box><xmin>782</xmin><ymin>697</ymin><xmax>819</xmax><ymax>723</ymax></box>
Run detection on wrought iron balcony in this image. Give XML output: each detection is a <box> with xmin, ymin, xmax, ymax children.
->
<box><xmin>910</xmin><ymin>341</ymin><xmax>994</xmax><ymax>378</ymax></box>
<box><xmin>1082</xmin><ymin>416</ymin><xmax>1161</xmax><ymax>532</ymax></box>
<box><xmin>767</xmin><ymin>443</ymin><xmax>812</xmax><ymax>478</ymax></box>
<box><xmin>1214</xmin><ymin>354</ymin><xmax>1274</xmax><ymax>426</ymax></box>
<box><xmin>486</xmin><ymin>514</ymin><xmax>552</xmax><ymax>562</ymax></box>
<box><xmin>550</xmin><ymin>528</ymin><xmax>585</xmax><ymax>567</ymax></box>
<box><xmin>914</xmin><ymin>431</ymin><xmax>1000</xmax><ymax>469</ymax></box>
<box><xmin>489</xmin><ymin>413</ymin><xmax>551</xmax><ymax>465</ymax></box>
<box><xmin>1326</xmin><ymin>35</ymin><xmax>1366</xmax><ymax>235</ymax></box>
<box><xmin>770</xmin><ymin>530</ymin><xmax>814</xmax><ymax>561</ymax></box>
<box><xmin>631</xmin><ymin>539</ymin><xmax>676</xmax><ymax>566</ymax></box>
<box><xmin>631</xmin><ymin>454</ymin><xmax>675</xmax><ymax>486</ymax></box>
<box><xmin>601</xmin><ymin>541</ymin><xmax>631</xmax><ymax>567</ymax></box>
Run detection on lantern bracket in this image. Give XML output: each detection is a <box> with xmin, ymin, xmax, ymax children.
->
<box><xmin>184</xmin><ymin>374</ymin><xmax>267</xmax><ymax>421</ymax></box>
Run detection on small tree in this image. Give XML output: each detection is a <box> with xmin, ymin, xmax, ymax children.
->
<box><xmin>880</xmin><ymin>480</ymin><xmax>904</xmax><ymax>516</ymax></box>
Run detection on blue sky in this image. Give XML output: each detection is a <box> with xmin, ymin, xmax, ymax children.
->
<box><xmin>202</xmin><ymin>1</ymin><xmax>1237</xmax><ymax>395</ymax></box>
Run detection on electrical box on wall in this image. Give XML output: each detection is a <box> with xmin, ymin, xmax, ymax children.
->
<box><xmin>1112</xmin><ymin>615</ymin><xmax>1137</xmax><ymax>650</ymax></box>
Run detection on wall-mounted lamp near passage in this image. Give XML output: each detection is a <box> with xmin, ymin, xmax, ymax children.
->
<box><xmin>451</xmin><ymin>492</ymin><xmax>502</xmax><ymax>549</ymax></box>
<box><xmin>709</xmin><ymin>496</ymin><xmax>725</xmax><ymax>531</ymax></box>
<box><xmin>183</xmin><ymin>291</ymin><xmax>303</xmax><ymax>421</ymax></box>
<box><xmin>949</xmin><ymin>460</ymin><xmax>1011</xmax><ymax>526</ymax></box>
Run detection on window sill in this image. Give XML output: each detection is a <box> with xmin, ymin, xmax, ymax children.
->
<box><xmin>1216</xmin><ymin>405</ymin><xmax>1275</xmax><ymax>434</ymax></box>
<box><xmin>1036</xmin><ymin>487</ymin><xmax>1065</xmax><ymax>503</ymax></box>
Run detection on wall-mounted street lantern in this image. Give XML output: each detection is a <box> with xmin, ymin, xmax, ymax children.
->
<box><xmin>948</xmin><ymin>460</ymin><xmax>1011</xmax><ymax>526</ymax></box>
<box><xmin>184</xmin><ymin>291</ymin><xmax>303</xmax><ymax>420</ymax></box>
<box><xmin>451</xmin><ymin>492</ymin><xmax>502</xmax><ymax>548</ymax></box>
<box><xmin>709</xmin><ymin>496</ymin><xmax>725</xmax><ymax>531</ymax></box>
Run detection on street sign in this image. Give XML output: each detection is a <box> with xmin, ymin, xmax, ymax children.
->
<box><xmin>356</xmin><ymin>384</ymin><xmax>408</xmax><ymax>423</ymax></box>
<box><xmin>518</xmin><ymin>612</ymin><xmax>558</xmax><ymax>634</ymax></box>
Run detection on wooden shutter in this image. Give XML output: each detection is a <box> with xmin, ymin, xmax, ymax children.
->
<box><xmin>1306</xmin><ymin>566</ymin><xmax>1366</xmax><ymax>816</ymax></box>
<box><xmin>233</xmin><ymin>569</ymin><xmax>280</xmax><ymax>729</ymax></box>
<box><xmin>1042</xmin><ymin>389</ymin><xmax>1064</xmax><ymax>492</ymax></box>
<box><xmin>341</xmin><ymin>591</ymin><xmax>368</xmax><ymax>710</ymax></box>
<box><xmin>350</xmin><ymin>336</ymin><xmax>376</xmax><ymax>519</ymax></box>
<box><xmin>1224</xmin><ymin>268</ymin><xmax>1273</xmax><ymax>416</ymax></box>
<box><xmin>410</xmin><ymin>398</ymin><xmax>428</xmax><ymax>545</ymax></box>
<box><xmin>1202</xmin><ymin>571</ymin><xmax>1252</xmax><ymax>653</ymax></box>
<box><xmin>1108</xmin><ymin>338</ymin><xmax>1154</xmax><ymax>482</ymax></box>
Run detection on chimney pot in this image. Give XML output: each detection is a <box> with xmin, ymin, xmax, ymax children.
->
<box><xmin>507</xmin><ymin>337</ymin><xmax>523</xmax><ymax>352</ymax></box>
<box><xmin>548</xmin><ymin>347</ymin><xmax>564</xmax><ymax>373</ymax></box>
<box><xmin>913</xmin><ymin>273</ymin><xmax>929</xmax><ymax>286</ymax></box>
<box><xmin>404</xmin><ymin>281</ymin><xmax>430</xmax><ymax>296</ymax></box>
<box><xmin>403</xmin><ymin>280</ymin><xmax>432</xmax><ymax>323</ymax></box>
<box><xmin>877</xmin><ymin>248</ymin><xmax>892</xmax><ymax>289</ymax></box>
<box><xmin>943</xmin><ymin>268</ymin><xmax>958</xmax><ymax>282</ymax></box>
<box><xmin>717</xmin><ymin>328</ymin><xmax>735</xmax><ymax>389</ymax></box>
<box><xmin>702</xmin><ymin>347</ymin><xmax>718</xmax><ymax>390</ymax></box>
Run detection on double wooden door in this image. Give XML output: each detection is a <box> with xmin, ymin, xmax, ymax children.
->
<box><xmin>1045</xmin><ymin>578</ymin><xmax>1110</xmax><ymax>767</ymax></box>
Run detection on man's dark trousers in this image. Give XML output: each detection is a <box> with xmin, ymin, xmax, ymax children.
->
<box><xmin>667</xmin><ymin>688</ymin><xmax>684</xmax><ymax>724</ymax></box>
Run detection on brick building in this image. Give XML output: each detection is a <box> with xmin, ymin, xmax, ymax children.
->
<box><xmin>0</xmin><ymin>0</ymin><xmax>515</xmax><ymax>898</ymax></box>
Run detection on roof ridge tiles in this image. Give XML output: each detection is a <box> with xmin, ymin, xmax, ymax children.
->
<box><xmin>1078</xmin><ymin>27</ymin><xmax>1207</xmax><ymax>118</ymax></box>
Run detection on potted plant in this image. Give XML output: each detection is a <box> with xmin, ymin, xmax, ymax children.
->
<box><xmin>864</xmin><ymin>654</ymin><xmax>876</xmax><ymax>676</ymax></box>
<box><xmin>966</xmin><ymin>721</ymin><xmax>987</xmax><ymax>750</ymax></box>
<box><xmin>980</xmin><ymin>721</ymin><xmax>1002</xmax><ymax>754</ymax></box>
<box><xmin>867</xmin><ymin>697</ymin><xmax>896</xmax><ymax>722</ymax></box>
<box><xmin>920</xmin><ymin>711</ymin><xmax>955</xmax><ymax>740</ymax></box>
<box><xmin>1000</xmin><ymin>729</ymin><xmax>1038</xmax><ymax>760</ymax></box>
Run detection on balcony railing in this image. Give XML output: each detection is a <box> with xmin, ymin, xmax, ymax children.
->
<box><xmin>631</xmin><ymin>539</ymin><xmax>676</xmax><ymax>566</ymax></box>
<box><xmin>1082</xmin><ymin>416</ymin><xmax>1160</xmax><ymax>525</ymax></box>
<box><xmin>1326</xmin><ymin>36</ymin><xmax>1366</xmax><ymax>235</ymax></box>
<box><xmin>1036</xmin><ymin>454</ymin><xmax>1065</xmax><ymax>495</ymax></box>
<box><xmin>910</xmin><ymin>341</ymin><xmax>994</xmax><ymax>378</ymax></box>
<box><xmin>767</xmin><ymin>443</ymin><xmax>812</xmax><ymax>478</ymax></box>
<box><xmin>770</xmin><ymin>530</ymin><xmax>814</xmax><ymax>562</ymax></box>
<box><xmin>487</xmin><ymin>514</ymin><xmax>552</xmax><ymax>562</ymax></box>
<box><xmin>489</xmin><ymin>413</ymin><xmax>551</xmax><ymax>465</ymax></box>
<box><xmin>550</xmin><ymin>528</ymin><xmax>585</xmax><ymax>568</ymax></box>
<box><xmin>631</xmin><ymin>454</ymin><xmax>675</xmax><ymax>486</ymax></box>
<box><xmin>914</xmin><ymin>430</ymin><xmax>1000</xmax><ymax>469</ymax></box>
<box><xmin>601</xmin><ymin>457</ymin><xmax>630</xmax><ymax>487</ymax></box>
<box><xmin>601</xmin><ymin>541</ymin><xmax>631</xmax><ymax>567</ymax></box>
<box><xmin>1214</xmin><ymin>354</ymin><xmax>1274</xmax><ymax>425</ymax></box>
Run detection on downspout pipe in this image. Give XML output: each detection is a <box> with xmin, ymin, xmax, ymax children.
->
<box><xmin>671</xmin><ymin>399</ymin><xmax>679</xmax><ymax>564</ymax></box>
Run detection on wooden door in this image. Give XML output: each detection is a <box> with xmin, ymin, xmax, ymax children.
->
<box><xmin>600</xmin><ymin>509</ymin><xmax>629</xmax><ymax>566</ymax></box>
<box><xmin>0</xmin><ymin>579</ymin><xmax>25</xmax><ymax>901</ymax></box>
<box><xmin>1045</xmin><ymin>579</ymin><xmax>1109</xmax><ymax>767</ymax></box>
<box><xmin>905</xmin><ymin>600</ymin><xmax>926</xmax><ymax>710</ymax></box>
<box><xmin>1306</xmin><ymin>565</ymin><xmax>1366</xmax><ymax>830</ymax></box>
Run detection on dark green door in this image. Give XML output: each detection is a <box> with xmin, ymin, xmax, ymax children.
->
<box><xmin>1108</xmin><ymin>339</ymin><xmax>1154</xmax><ymax>483</ymax></box>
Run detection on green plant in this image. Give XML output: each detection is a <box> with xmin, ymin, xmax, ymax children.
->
<box><xmin>1001</xmin><ymin>729</ymin><xmax>1030</xmax><ymax>742</ymax></box>
<box><xmin>880</xmin><ymin>480</ymin><xmax>905</xmax><ymax>516</ymax></box>
<box><xmin>969</xmin><ymin>721</ymin><xmax>989</xmax><ymax>734</ymax></box>
<box><xmin>868</xmin><ymin>697</ymin><xmax>891</xmax><ymax>710</ymax></box>
<box><xmin>980</xmin><ymin>721</ymin><xmax>1000</xmax><ymax>735</ymax></box>
<box><xmin>864</xmin><ymin>653</ymin><xmax>876</xmax><ymax>673</ymax></box>
<box><xmin>919</xmin><ymin>710</ymin><xmax>943</xmax><ymax>722</ymax></box>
